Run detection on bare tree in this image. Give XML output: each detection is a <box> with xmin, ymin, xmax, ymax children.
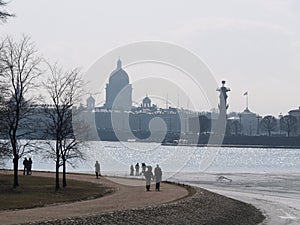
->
<box><xmin>0</xmin><ymin>78</ymin><xmax>10</xmax><ymax>166</ymax></box>
<box><xmin>260</xmin><ymin>115</ymin><xmax>277</xmax><ymax>136</ymax></box>
<box><xmin>0</xmin><ymin>0</ymin><xmax>14</xmax><ymax>22</ymax></box>
<box><xmin>0</xmin><ymin>36</ymin><xmax>42</xmax><ymax>188</ymax></box>
<box><xmin>43</xmin><ymin>63</ymin><xmax>86</xmax><ymax>191</ymax></box>
<box><xmin>0</xmin><ymin>141</ymin><xmax>10</xmax><ymax>168</ymax></box>
<box><xmin>280</xmin><ymin>115</ymin><xmax>297</xmax><ymax>137</ymax></box>
<box><xmin>226</xmin><ymin>120</ymin><xmax>241</xmax><ymax>136</ymax></box>
<box><xmin>0</xmin><ymin>39</ymin><xmax>9</xmax><ymax>165</ymax></box>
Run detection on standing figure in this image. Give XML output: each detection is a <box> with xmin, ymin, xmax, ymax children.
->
<box><xmin>141</xmin><ymin>162</ymin><xmax>146</xmax><ymax>175</ymax></box>
<box><xmin>23</xmin><ymin>157</ymin><xmax>28</xmax><ymax>175</ymax></box>
<box><xmin>95</xmin><ymin>161</ymin><xmax>101</xmax><ymax>179</ymax></box>
<box><xmin>135</xmin><ymin>163</ymin><xmax>140</xmax><ymax>176</ymax></box>
<box><xmin>154</xmin><ymin>164</ymin><xmax>162</xmax><ymax>191</ymax></box>
<box><xmin>144</xmin><ymin>166</ymin><xmax>154</xmax><ymax>191</ymax></box>
<box><xmin>28</xmin><ymin>158</ymin><xmax>33</xmax><ymax>175</ymax></box>
<box><xmin>130</xmin><ymin>165</ymin><xmax>134</xmax><ymax>176</ymax></box>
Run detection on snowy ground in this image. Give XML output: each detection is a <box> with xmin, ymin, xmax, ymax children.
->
<box><xmin>169</xmin><ymin>172</ymin><xmax>300</xmax><ymax>225</ymax></box>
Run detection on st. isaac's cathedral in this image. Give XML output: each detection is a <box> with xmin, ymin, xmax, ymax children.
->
<box><xmin>85</xmin><ymin>59</ymin><xmax>197</xmax><ymax>142</ymax></box>
<box><xmin>104</xmin><ymin>59</ymin><xmax>132</xmax><ymax>111</ymax></box>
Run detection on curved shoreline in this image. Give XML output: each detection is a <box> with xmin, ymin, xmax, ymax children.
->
<box><xmin>0</xmin><ymin>171</ymin><xmax>265</xmax><ymax>225</ymax></box>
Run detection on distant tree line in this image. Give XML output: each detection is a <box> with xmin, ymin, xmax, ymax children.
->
<box><xmin>190</xmin><ymin>114</ymin><xmax>299</xmax><ymax>137</ymax></box>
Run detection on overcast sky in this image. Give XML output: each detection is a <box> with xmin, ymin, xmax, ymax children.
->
<box><xmin>1</xmin><ymin>0</ymin><xmax>300</xmax><ymax>116</ymax></box>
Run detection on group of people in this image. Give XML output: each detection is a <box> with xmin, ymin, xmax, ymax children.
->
<box><xmin>94</xmin><ymin>160</ymin><xmax>163</xmax><ymax>191</ymax></box>
<box><xmin>130</xmin><ymin>163</ymin><xmax>163</xmax><ymax>191</ymax></box>
<box><xmin>23</xmin><ymin>157</ymin><xmax>33</xmax><ymax>175</ymax></box>
<box><xmin>130</xmin><ymin>162</ymin><xmax>147</xmax><ymax>176</ymax></box>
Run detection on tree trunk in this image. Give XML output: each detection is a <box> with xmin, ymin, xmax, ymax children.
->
<box><xmin>13</xmin><ymin>157</ymin><xmax>19</xmax><ymax>188</ymax></box>
<box><xmin>12</xmin><ymin>131</ymin><xmax>19</xmax><ymax>188</ymax></box>
<box><xmin>55</xmin><ymin>154</ymin><xmax>60</xmax><ymax>191</ymax></box>
<box><xmin>62</xmin><ymin>158</ymin><xmax>67</xmax><ymax>188</ymax></box>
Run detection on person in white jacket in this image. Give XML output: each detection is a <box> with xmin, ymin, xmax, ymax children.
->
<box><xmin>144</xmin><ymin>165</ymin><xmax>154</xmax><ymax>191</ymax></box>
<box><xmin>154</xmin><ymin>164</ymin><xmax>162</xmax><ymax>191</ymax></box>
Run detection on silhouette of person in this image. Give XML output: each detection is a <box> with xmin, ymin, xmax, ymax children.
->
<box><xmin>141</xmin><ymin>162</ymin><xmax>146</xmax><ymax>175</ymax></box>
<box><xmin>23</xmin><ymin>157</ymin><xmax>28</xmax><ymax>175</ymax></box>
<box><xmin>28</xmin><ymin>158</ymin><xmax>32</xmax><ymax>175</ymax></box>
<box><xmin>135</xmin><ymin>163</ymin><xmax>140</xmax><ymax>176</ymax></box>
<box><xmin>95</xmin><ymin>161</ymin><xmax>101</xmax><ymax>179</ymax></box>
<box><xmin>144</xmin><ymin>165</ymin><xmax>154</xmax><ymax>191</ymax></box>
<box><xmin>154</xmin><ymin>164</ymin><xmax>162</xmax><ymax>191</ymax></box>
<box><xmin>130</xmin><ymin>165</ymin><xmax>134</xmax><ymax>176</ymax></box>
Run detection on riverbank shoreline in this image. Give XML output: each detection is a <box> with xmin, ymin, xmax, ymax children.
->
<box><xmin>162</xmin><ymin>142</ymin><xmax>300</xmax><ymax>149</ymax></box>
<box><xmin>162</xmin><ymin>135</ymin><xmax>300</xmax><ymax>149</ymax></box>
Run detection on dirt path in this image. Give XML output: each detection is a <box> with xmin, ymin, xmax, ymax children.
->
<box><xmin>0</xmin><ymin>171</ymin><xmax>188</xmax><ymax>225</ymax></box>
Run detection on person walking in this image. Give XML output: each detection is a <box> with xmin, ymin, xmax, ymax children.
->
<box><xmin>141</xmin><ymin>162</ymin><xmax>146</xmax><ymax>175</ymax></box>
<box><xmin>23</xmin><ymin>157</ymin><xmax>28</xmax><ymax>175</ymax></box>
<box><xmin>154</xmin><ymin>164</ymin><xmax>162</xmax><ymax>191</ymax></box>
<box><xmin>95</xmin><ymin>161</ymin><xmax>101</xmax><ymax>179</ymax></box>
<box><xmin>144</xmin><ymin>165</ymin><xmax>154</xmax><ymax>191</ymax></box>
<box><xmin>130</xmin><ymin>164</ymin><xmax>134</xmax><ymax>176</ymax></box>
<box><xmin>135</xmin><ymin>163</ymin><xmax>140</xmax><ymax>176</ymax></box>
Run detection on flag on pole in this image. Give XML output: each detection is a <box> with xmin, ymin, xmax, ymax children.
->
<box><xmin>243</xmin><ymin>91</ymin><xmax>248</xmax><ymax>96</ymax></box>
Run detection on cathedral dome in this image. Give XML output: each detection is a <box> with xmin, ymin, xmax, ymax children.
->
<box><xmin>87</xmin><ymin>95</ymin><xmax>95</xmax><ymax>103</ymax></box>
<box><xmin>109</xmin><ymin>59</ymin><xmax>129</xmax><ymax>86</ymax></box>
<box><xmin>142</xmin><ymin>96</ymin><xmax>151</xmax><ymax>108</ymax></box>
<box><xmin>143</xmin><ymin>96</ymin><xmax>151</xmax><ymax>104</ymax></box>
<box><xmin>104</xmin><ymin>58</ymin><xmax>132</xmax><ymax>110</ymax></box>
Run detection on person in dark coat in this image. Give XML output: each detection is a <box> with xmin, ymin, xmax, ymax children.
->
<box><xmin>154</xmin><ymin>164</ymin><xmax>162</xmax><ymax>191</ymax></box>
<box><xmin>28</xmin><ymin>158</ymin><xmax>32</xmax><ymax>175</ymax></box>
<box><xmin>141</xmin><ymin>162</ymin><xmax>146</xmax><ymax>175</ymax></box>
<box><xmin>23</xmin><ymin>157</ymin><xmax>28</xmax><ymax>175</ymax></box>
<box><xmin>135</xmin><ymin>163</ymin><xmax>140</xmax><ymax>176</ymax></box>
<box><xmin>130</xmin><ymin>165</ymin><xmax>134</xmax><ymax>176</ymax></box>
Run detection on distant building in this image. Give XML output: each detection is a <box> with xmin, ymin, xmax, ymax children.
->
<box><xmin>288</xmin><ymin>107</ymin><xmax>300</xmax><ymax>119</ymax></box>
<box><xmin>86</xmin><ymin>95</ymin><xmax>95</xmax><ymax>111</ymax></box>
<box><xmin>142</xmin><ymin>96</ymin><xmax>151</xmax><ymax>108</ymax></box>
<box><xmin>83</xmin><ymin>59</ymin><xmax>188</xmax><ymax>141</ymax></box>
<box><xmin>239</xmin><ymin>107</ymin><xmax>257</xmax><ymax>136</ymax></box>
<box><xmin>82</xmin><ymin>60</ymin><xmax>227</xmax><ymax>142</ymax></box>
<box><xmin>93</xmin><ymin>95</ymin><xmax>184</xmax><ymax>141</ymax></box>
<box><xmin>104</xmin><ymin>59</ymin><xmax>132</xmax><ymax>111</ymax></box>
<box><xmin>288</xmin><ymin>107</ymin><xmax>300</xmax><ymax>136</ymax></box>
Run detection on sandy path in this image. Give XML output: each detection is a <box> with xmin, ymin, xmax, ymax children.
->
<box><xmin>0</xmin><ymin>171</ymin><xmax>188</xmax><ymax>225</ymax></box>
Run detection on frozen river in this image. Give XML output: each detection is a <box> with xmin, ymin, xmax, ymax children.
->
<box><xmin>171</xmin><ymin>172</ymin><xmax>300</xmax><ymax>225</ymax></box>
<box><xmin>5</xmin><ymin>141</ymin><xmax>300</xmax><ymax>224</ymax></box>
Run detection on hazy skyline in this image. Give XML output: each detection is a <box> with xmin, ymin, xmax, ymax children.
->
<box><xmin>1</xmin><ymin>0</ymin><xmax>300</xmax><ymax>116</ymax></box>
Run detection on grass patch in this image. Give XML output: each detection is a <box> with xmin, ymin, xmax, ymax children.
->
<box><xmin>0</xmin><ymin>174</ymin><xmax>113</xmax><ymax>210</ymax></box>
